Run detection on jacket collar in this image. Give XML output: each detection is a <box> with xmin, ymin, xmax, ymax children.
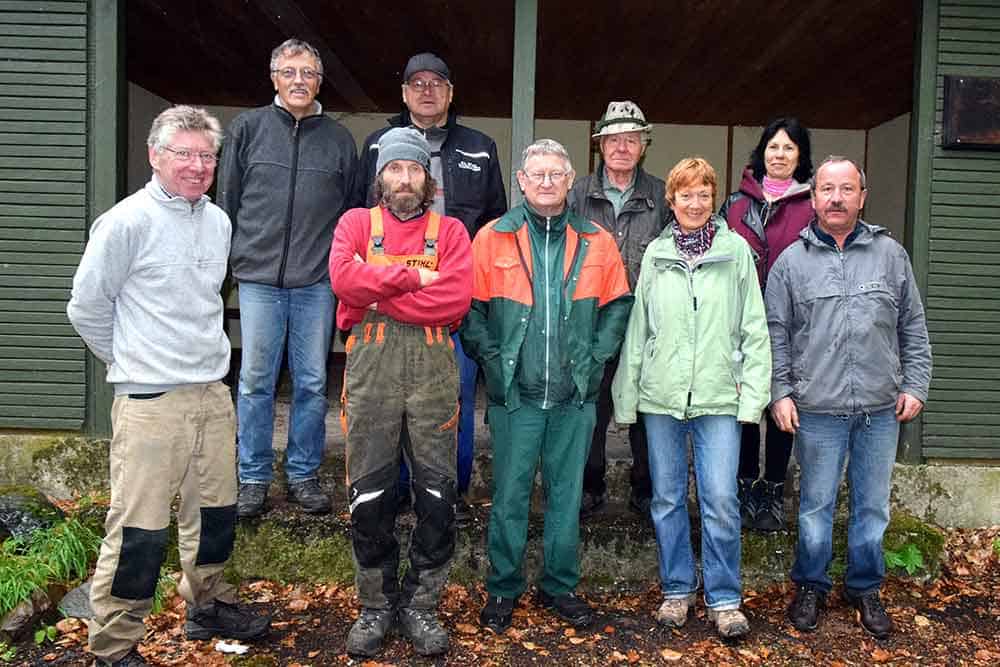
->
<box><xmin>495</xmin><ymin>202</ymin><xmax>599</xmax><ymax>235</ymax></box>
<box><xmin>271</xmin><ymin>96</ymin><xmax>323</xmax><ymax>122</ymax></box>
<box><xmin>649</xmin><ymin>215</ymin><xmax>734</xmax><ymax>261</ymax></box>
<box><xmin>585</xmin><ymin>164</ymin><xmax>657</xmax><ymax>203</ymax></box>
<box><xmin>146</xmin><ymin>175</ymin><xmax>208</xmax><ymax>212</ymax></box>
<box><xmin>388</xmin><ymin>107</ymin><xmax>458</xmax><ymax>131</ymax></box>
<box><xmin>799</xmin><ymin>219</ymin><xmax>887</xmax><ymax>249</ymax></box>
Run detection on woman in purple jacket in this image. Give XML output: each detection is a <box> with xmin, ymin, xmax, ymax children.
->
<box><xmin>719</xmin><ymin>117</ymin><xmax>814</xmax><ymax>532</ymax></box>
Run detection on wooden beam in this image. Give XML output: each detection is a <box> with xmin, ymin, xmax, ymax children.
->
<box><xmin>85</xmin><ymin>0</ymin><xmax>123</xmax><ymax>438</ymax></box>
<box><xmin>249</xmin><ymin>0</ymin><xmax>376</xmax><ymax>111</ymax></box>
<box><xmin>510</xmin><ymin>0</ymin><xmax>536</xmax><ymax>208</ymax></box>
<box><xmin>900</xmin><ymin>0</ymin><xmax>938</xmax><ymax>465</ymax></box>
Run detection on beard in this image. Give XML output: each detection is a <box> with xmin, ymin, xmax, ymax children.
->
<box><xmin>384</xmin><ymin>187</ymin><xmax>423</xmax><ymax>219</ymax></box>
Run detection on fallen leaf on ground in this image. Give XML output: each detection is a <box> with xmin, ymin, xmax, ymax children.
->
<box><xmin>660</xmin><ymin>648</ymin><xmax>683</xmax><ymax>661</ymax></box>
<box><xmin>456</xmin><ymin>623</ymin><xmax>479</xmax><ymax>635</ymax></box>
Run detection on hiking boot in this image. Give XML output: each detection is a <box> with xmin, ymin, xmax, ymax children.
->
<box><xmin>844</xmin><ymin>589</ymin><xmax>893</xmax><ymax>639</ymax></box>
<box><xmin>398</xmin><ymin>607</ymin><xmax>449</xmax><ymax>656</ymax></box>
<box><xmin>752</xmin><ymin>481</ymin><xmax>785</xmax><ymax>532</ymax></box>
<box><xmin>787</xmin><ymin>586</ymin><xmax>825</xmax><ymax>632</ymax></box>
<box><xmin>237</xmin><ymin>482</ymin><xmax>268</xmax><ymax>518</ymax></box>
<box><xmin>579</xmin><ymin>491</ymin><xmax>607</xmax><ymax>521</ymax></box>
<box><xmin>737</xmin><ymin>478</ymin><xmax>758</xmax><ymax>529</ymax></box>
<box><xmin>94</xmin><ymin>647</ymin><xmax>148</xmax><ymax>666</ymax></box>
<box><xmin>455</xmin><ymin>496</ymin><xmax>472</xmax><ymax>528</ymax></box>
<box><xmin>287</xmin><ymin>478</ymin><xmax>332</xmax><ymax>514</ymax></box>
<box><xmin>536</xmin><ymin>589</ymin><xmax>593</xmax><ymax>627</ymax></box>
<box><xmin>480</xmin><ymin>595</ymin><xmax>517</xmax><ymax>633</ymax></box>
<box><xmin>346</xmin><ymin>607</ymin><xmax>396</xmax><ymax>657</ymax></box>
<box><xmin>655</xmin><ymin>595</ymin><xmax>693</xmax><ymax>628</ymax></box>
<box><xmin>707</xmin><ymin>608</ymin><xmax>750</xmax><ymax>638</ymax></box>
<box><xmin>628</xmin><ymin>493</ymin><xmax>652</xmax><ymax>516</ymax></box>
<box><xmin>185</xmin><ymin>599</ymin><xmax>271</xmax><ymax>641</ymax></box>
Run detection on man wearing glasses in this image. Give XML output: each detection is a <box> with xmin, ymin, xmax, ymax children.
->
<box><xmin>218</xmin><ymin>39</ymin><xmax>358</xmax><ymax>519</ymax></box>
<box><xmin>461</xmin><ymin>139</ymin><xmax>632</xmax><ymax>633</ymax></box>
<box><xmin>356</xmin><ymin>53</ymin><xmax>507</xmax><ymax>527</ymax></box>
<box><xmin>69</xmin><ymin>106</ymin><xmax>270</xmax><ymax>667</ymax></box>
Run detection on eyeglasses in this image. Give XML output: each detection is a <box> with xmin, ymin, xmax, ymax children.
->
<box><xmin>272</xmin><ymin>67</ymin><xmax>322</xmax><ymax>82</ymax></box>
<box><xmin>162</xmin><ymin>146</ymin><xmax>218</xmax><ymax>165</ymax></box>
<box><xmin>524</xmin><ymin>171</ymin><xmax>568</xmax><ymax>185</ymax></box>
<box><xmin>405</xmin><ymin>79</ymin><xmax>450</xmax><ymax>93</ymax></box>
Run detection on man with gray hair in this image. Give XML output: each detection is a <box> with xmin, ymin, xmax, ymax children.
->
<box><xmin>69</xmin><ymin>106</ymin><xmax>270</xmax><ymax>667</ymax></box>
<box><xmin>768</xmin><ymin>157</ymin><xmax>931</xmax><ymax>639</ymax></box>
<box><xmin>568</xmin><ymin>100</ymin><xmax>666</xmax><ymax>520</ymax></box>
<box><xmin>330</xmin><ymin>127</ymin><xmax>472</xmax><ymax>658</ymax></box>
<box><xmin>218</xmin><ymin>38</ymin><xmax>358</xmax><ymax>518</ymax></box>
<box><xmin>461</xmin><ymin>139</ymin><xmax>632</xmax><ymax>632</ymax></box>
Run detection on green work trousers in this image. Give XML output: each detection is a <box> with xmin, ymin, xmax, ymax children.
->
<box><xmin>485</xmin><ymin>400</ymin><xmax>596</xmax><ymax>598</ymax></box>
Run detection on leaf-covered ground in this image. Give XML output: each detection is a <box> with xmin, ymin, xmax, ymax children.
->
<box><xmin>15</xmin><ymin>526</ymin><xmax>1000</xmax><ymax>666</ymax></box>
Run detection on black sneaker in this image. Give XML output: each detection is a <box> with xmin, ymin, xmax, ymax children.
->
<box><xmin>844</xmin><ymin>589</ymin><xmax>893</xmax><ymax>639</ymax></box>
<box><xmin>185</xmin><ymin>599</ymin><xmax>271</xmax><ymax>641</ymax></box>
<box><xmin>455</xmin><ymin>496</ymin><xmax>472</xmax><ymax>528</ymax></box>
<box><xmin>536</xmin><ymin>589</ymin><xmax>593</xmax><ymax>627</ymax></box>
<box><xmin>787</xmin><ymin>586</ymin><xmax>825</xmax><ymax>632</ymax></box>
<box><xmin>95</xmin><ymin>647</ymin><xmax>148</xmax><ymax>666</ymax></box>
<box><xmin>479</xmin><ymin>595</ymin><xmax>517</xmax><ymax>633</ymax></box>
<box><xmin>287</xmin><ymin>478</ymin><xmax>332</xmax><ymax>514</ymax></box>
<box><xmin>346</xmin><ymin>607</ymin><xmax>396</xmax><ymax>657</ymax></box>
<box><xmin>579</xmin><ymin>491</ymin><xmax>607</xmax><ymax>521</ymax></box>
<box><xmin>237</xmin><ymin>482</ymin><xmax>268</xmax><ymax>518</ymax></box>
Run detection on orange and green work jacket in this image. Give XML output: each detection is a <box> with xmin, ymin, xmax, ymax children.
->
<box><xmin>460</xmin><ymin>203</ymin><xmax>633</xmax><ymax>412</ymax></box>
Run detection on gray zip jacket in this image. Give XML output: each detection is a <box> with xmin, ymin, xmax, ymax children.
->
<box><xmin>67</xmin><ymin>177</ymin><xmax>231</xmax><ymax>394</ymax></box>
<box><xmin>765</xmin><ymin>221</ymin><xmax>931</xmax><ymax>414</ymax></box>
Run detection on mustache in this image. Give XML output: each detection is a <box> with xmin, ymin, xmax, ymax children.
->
<box><xmin>825</xmin><ymin>204</ymin><xmax>848</xmax><ymax>212</ymax></box>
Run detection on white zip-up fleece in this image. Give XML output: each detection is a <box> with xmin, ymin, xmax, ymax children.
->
<box><xmin>67</xmin><ymin>176</ymin><xmax>231</xmax><ymax>394</ymax></box>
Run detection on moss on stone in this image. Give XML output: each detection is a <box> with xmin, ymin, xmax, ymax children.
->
<box><xmin>883</xmin><ymin>510</ymin><xmax>945</xmax><ymax>576</ymax></box>
<box><xmin>225</xmin><ymin>522</ymin><xmax>354</xmax><ymax>585</ymax></box>
<box><xmin>29</xmin><ymin>437</ymin><xmax>110</xmax><ymax>497</ymax></box>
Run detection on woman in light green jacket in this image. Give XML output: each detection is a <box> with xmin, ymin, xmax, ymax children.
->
<box><xmin>611</xmin><ymin>157</ymin><xmax>771</xmax><ymax>639</ymax></box>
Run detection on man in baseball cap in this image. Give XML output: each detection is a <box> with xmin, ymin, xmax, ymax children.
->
<box><xmin>568</xmin><ymin>101</ymin><xmax>667</xmax><ymax>522</ymax></box>
<box><xmin>355</xmin><ymin>53</ymin><xmax>507</xmax><ymax>529</ymax></box>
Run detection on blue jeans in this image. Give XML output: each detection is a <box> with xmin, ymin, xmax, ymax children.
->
<box><xmin>237</xmin><ymin>280</ymin><xmax>334</xmax><ymax>484</ymax></box>
<box><xmin>791</xmin><ymin>408</ymin><xmax>898</xmax><ymax>596</ymax></box>
<box><xmin>399</xmin><ymin>333</ymin><xmax>477</xmax><ymax>495</ymax></box>
<box><xmin>644</xmin><ymin>413</ymin><xmax>742</xmax><ymax>610</ymax></box>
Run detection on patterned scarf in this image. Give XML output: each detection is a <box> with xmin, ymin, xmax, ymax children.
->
<box><xmin>672</xmin><ymin>220</ymin><xmax>716</xmax><ymax>260</ymax></box>
<box><xmin>762</xmin><ymin>175</ymin><xmax>793</xmax><ymax>198</ymax></box>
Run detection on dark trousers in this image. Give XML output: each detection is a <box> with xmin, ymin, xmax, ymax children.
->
<box><xmin>737</xmin><ymin>410</ymin><xmax>795</xmax><ymax>483</ymax></box>
<box><xmin>582</xmin><ymin>356</ymin><xmax>651</xmax><ymax>500</ymax></box>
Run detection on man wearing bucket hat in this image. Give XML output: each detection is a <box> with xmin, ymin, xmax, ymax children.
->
<box><xmin>330</xmin><ymin>127</ymin><xmax>473</xmax><ymax>658</ymax></box>
<box><xmin>356</xmin><ymin>53</ymin><xmax>507</xmax><ymax>527</ymax></box>
<box><xmin>568</xmin><ymin>101</ymin><xmax>667</xmax><ymax>520</ymax></box>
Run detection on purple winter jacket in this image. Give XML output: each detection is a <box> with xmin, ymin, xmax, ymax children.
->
<box><xmin>719</xmin><ymin>167</ymin><xmax>814</xmax><ymax>289</ymax></box>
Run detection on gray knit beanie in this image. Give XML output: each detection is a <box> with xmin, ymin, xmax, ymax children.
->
<box><xmin>376</xmin><ymin>127</ymin><xmax>431</xmax><ymax>174</ymax></box>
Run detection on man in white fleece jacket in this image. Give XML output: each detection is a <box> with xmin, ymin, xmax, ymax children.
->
<box><xmin>67</xmin><ymin>106</ymin><xmax>269</xmax><ymax>667</ymax></box>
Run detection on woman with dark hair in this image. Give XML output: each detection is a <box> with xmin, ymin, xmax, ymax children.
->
<box><xmin>719</xmin><ymin>117</ymin><xmax>814</xmax><ymax>533</ymax></box>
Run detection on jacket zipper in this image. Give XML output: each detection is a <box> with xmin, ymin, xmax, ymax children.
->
<box><xmin>542</xmin><ymin>216</ymin><xmax>551</xmax><ymax>409</ymax></box>
<box><xmin>276</xmin><ymin>118</ymin><xmax>302</xmax><ymax>288</ymax></box>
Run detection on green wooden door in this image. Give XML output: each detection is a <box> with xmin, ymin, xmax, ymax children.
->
<box><xmin>0</xmin><ymin>1</ymin><xmax>89</xmax><ymax>429</ymax></box>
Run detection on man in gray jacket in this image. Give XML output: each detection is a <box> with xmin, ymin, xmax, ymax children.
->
<box><xmin>69</xmin><ymin>106</ymin><xmax>269</xmax><ymax>667</ymax></box>
<box><xmin>568</xmin><ymin>101</ymin><xmax>666</xmax><ymax>519</ymax></box>
<box><xmin>217</xmin><ymin>38</ymin><xmax>358</xmax><ymax>518</ymax></box>
<box><xmin>766</xmin><ymin>157</ymin><xmax>931</xmax><ymax>640</ymax></box>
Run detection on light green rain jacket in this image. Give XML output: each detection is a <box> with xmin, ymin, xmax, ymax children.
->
<box><xmin>612</xmin><ymin>215</ymin><xmax>771</xmax><ymax>424</ymax></box>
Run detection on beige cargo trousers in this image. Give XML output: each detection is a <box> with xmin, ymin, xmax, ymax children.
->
<box><xmin>88</xmin><ymin>382</ymin><xmax>238</xmax><ymax>661</ymax></box>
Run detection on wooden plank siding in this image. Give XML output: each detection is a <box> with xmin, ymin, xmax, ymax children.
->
<box><xmin>0</xmin><ymin>0</ymin><xmax>87</xmax><ymax>429</ymax></box>
<box><xmin>922</xmin><ymin>0</ymin><xmax>1000</xmax><ymax>459</ymax></box>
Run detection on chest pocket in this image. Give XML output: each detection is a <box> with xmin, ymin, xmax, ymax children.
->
<box><xmin>492</xmin><ymin>255</ymin><xmax>528</xmax><ymax>301</ymax></box>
